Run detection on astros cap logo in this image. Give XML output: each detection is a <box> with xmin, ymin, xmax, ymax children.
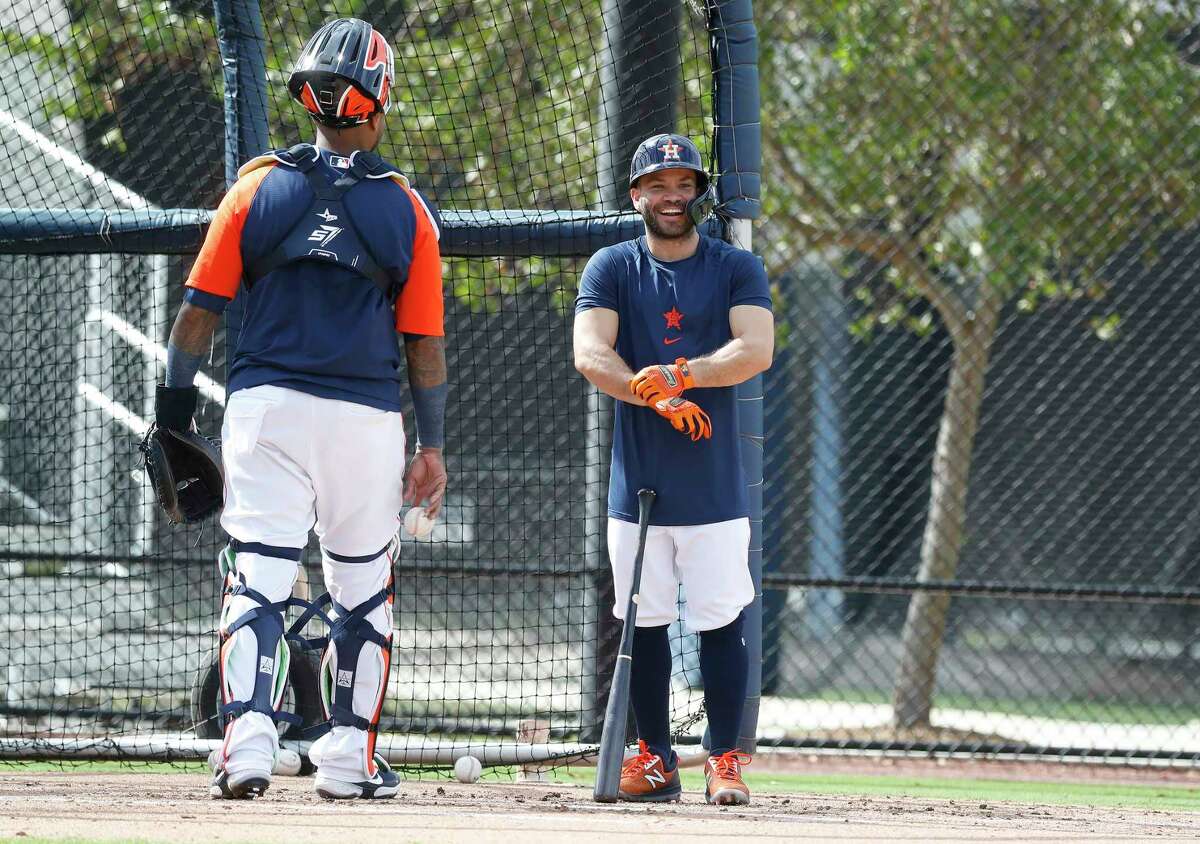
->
<box><xmin>659</xmin><ymin>140</ymin><xmax>683</xmax><ymax>161</ymax></box>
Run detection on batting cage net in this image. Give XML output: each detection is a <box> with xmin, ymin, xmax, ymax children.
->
<box><xmin>0</xmin><ymin>0</ymin><xmax>721</xmax><ymax>769</ymax></box>
<box><xmin>2</xmin><ymin>0</ymin><xmax>1200</xmax><ymax>775</ymax></box>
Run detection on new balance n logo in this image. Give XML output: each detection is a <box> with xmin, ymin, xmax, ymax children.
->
<box><xmin>644</xmin><ymin>769</ymin><xmax>666</xmax><ymax>786</ymax></box>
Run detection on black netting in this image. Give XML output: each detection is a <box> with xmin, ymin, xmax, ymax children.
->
<box><xmin>1</xmin><ymin>0</ymin><xmax>717</xmax><ymax>769</ymax></box>
<box><xmin>3</xmin><ymin>0</ymin><xmax>711</xmax><ymax>211</ymax></box>
<box><xmin>0</xmin><ymin>249</ymin><xmax>719</xmax><ymax>764</ymax></box>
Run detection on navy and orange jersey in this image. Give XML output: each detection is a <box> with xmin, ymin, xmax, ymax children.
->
<box><xmin>185</xmin><ymin>146</ymin><xmax>443</xmax><ymax>411</ymax></box>
<box><xmin>575</xmin><ymin>235</ymin><xmax>772</xmax><ymax>526</ymax></box>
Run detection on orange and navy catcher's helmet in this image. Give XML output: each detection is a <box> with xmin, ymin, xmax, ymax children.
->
<box><xmin>287</xmin><ymin>18</ymin><xmax>395</xmax><ymax>128</ymax></box>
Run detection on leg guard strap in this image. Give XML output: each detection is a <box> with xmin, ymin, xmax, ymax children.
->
<box><xmin>322</xmin><ymin>586</ymin><xmax>393</xmax><ymax>731</ymax></box>
<box><xmin>219</xmin><ymin>576</ymin><xmax>297</xmax><ymax>727</ymax></box>
<box><xmin>285</xmin><ymin>592</ymin><xmax>335</xmax><ymax>653</ymax></box>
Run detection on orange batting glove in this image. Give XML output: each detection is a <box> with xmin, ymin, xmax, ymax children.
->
<box><xmin>654</xmin><ymin>397</ymin><xmax>712</xmax><ymax>442</ymax></box>
<box><xmin>630</xmin><ymin>357</ymin><xmax>695</xmax><ymax>404</ymax></box>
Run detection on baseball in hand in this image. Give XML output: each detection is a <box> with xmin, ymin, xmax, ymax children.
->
<box><xmin>453</xmin><ymin>755</ymin><xmax>482</xmax><ymax>783</ymax></box>
<box><xmin>403</xmin><ymin>506</ymin><xmax>436</xmax><ymax>539</ymax></box>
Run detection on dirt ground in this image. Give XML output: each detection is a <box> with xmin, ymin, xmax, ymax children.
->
<box><xmin>0</xmin><ymin>757</ymin><xmax>1196</xmax><ymax>844</ymax></box>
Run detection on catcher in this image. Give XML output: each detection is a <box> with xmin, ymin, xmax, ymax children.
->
<box><xmin>146</xmin><ymin>18</ymin><xmax>448</xmax><ymax>801</ymax></box>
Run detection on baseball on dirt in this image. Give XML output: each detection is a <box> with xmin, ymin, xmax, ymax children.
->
<box><xmin>403</xmin><ymin>506</ymin><xmax>436</xmax><ymax>539</ymax></box>
<box><xmin>273</xmin><ymin>748</ymin><xmax>302</xmax><ymax>777</ymax></box>
<box><xmin>453</xmin><ymin>754</ymin><xmax>482</xmax><ymax>783</ymax></box>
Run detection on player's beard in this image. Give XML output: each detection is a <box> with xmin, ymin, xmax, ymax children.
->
<box><xmin>641</xmin><ymin>203</ymin><xmax>695</xmax><ymax>240</ymax></box>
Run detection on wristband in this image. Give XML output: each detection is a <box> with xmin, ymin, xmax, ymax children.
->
<box><xmin>155</xmin><ymin>384</ymin><xmax>198</xmax><ymax>431</ymax></box>
<box><xmin>674</xmin><ymin>357</ymin><xmax>695</xmax><ymax>390</ymax></box>
<box><xmin>165</xmin><ymin>341</ymin><xmax>204</xmax><ymax>388</ymax></box>
<box><xmin>411</xmin><ymin>382</ymin><xmax>448</xmax><ymax>449</ymax></box>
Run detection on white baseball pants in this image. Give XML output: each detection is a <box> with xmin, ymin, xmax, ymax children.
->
<box><xmin>218</xmin><ymin>384</ymin><xmax>405</xmax><ymax>782</ymax></box>
<box><xmin>607</xmin><ymin>517</ymin><xmax>753</xmax><ymax>632</ymax></box>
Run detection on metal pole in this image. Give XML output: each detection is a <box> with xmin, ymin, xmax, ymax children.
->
<box><xmin>710</xmin><ymin>0</ymin><xmax>763</xmax><ymax>754</ymax></box>
<box><xmin>212</xmin><ymin>0</ymin><xmax>269</xmax><ymax>185</ymax></box>
<box><xmin>212</xmin><ymin>0</ymin><xmax>269</xmax><ymax>356</ymax></box>
<box><xmin>807</xmin><ymin>276</ymin><xmax>846</xmax><ymax>638</ymax></box>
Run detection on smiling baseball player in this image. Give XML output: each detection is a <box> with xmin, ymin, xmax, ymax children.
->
<box><xmin>155</xmin><ymin>18</ymin><xmax>447</xmax><ymax>801</ymax></box>
<box><xmin>573</xmin><ymin>133</ymin><xmax>774</xmax><ymax>804</ymax></box>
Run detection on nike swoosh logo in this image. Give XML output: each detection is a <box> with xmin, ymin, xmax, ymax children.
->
<box><xmin>663</xmin><ymin>337</ymin><xmax>682</xmax><ymax>345</ymax></box>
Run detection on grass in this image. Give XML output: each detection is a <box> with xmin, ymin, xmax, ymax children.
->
<box><xmin>804</xmin><ymin>689</ymin><xmax>1196</xmax><ymax>726</ymax></box>
<box><xmin>0</xmin><ymin>761</ymin><xmax>208</xmax><ymax>774</ymax></box>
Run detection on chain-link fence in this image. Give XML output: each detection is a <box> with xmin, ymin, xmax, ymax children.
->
<box><xmin>756</xmin><ymin>1</ymin><xmax>1200</xmax><ymax>759</ymax></box>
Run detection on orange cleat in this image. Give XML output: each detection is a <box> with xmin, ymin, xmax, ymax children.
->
<box><xmin>618</xmin><ymin>740</ymin><xmax>681</xmax><ymax>803</ymax></box>
<box><xmin>704</xmin><ymin>750</ymin><xmax>751</xmax><ymax>805</ymax></box>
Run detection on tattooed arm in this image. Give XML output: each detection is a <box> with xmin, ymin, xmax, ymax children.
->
<box><xmin>165</xmin><ymin>303</ymin><xmax>222</xmax><ymax>387</ymax></box>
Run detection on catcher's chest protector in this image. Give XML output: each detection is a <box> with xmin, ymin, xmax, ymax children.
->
<box><xmin>242</xmin><ymin>144</ymin><xmax>405</xmax><ymax>301</ymax></box>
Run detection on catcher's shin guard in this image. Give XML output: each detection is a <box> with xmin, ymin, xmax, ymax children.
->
<box><xmin>214</xmin><ymin>543</ymin><xmax>301</xmax><ymax>780</ymax></box>
<box><xmin>308</xmin><ymin>539</ymin><xmax>396</xmax><ymax>782</ymax></box>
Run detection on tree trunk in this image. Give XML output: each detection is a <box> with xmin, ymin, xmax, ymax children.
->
<box><xmin>891</xmin><ymin>288</ymin><xmax>1001</xmax><ymax>729</ymax></box>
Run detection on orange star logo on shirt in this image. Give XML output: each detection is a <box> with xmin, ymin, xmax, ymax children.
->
<box><xmin>663</xmin><ymin>307</ymin><xmax>684</xmax><ymax>330</ymax></box>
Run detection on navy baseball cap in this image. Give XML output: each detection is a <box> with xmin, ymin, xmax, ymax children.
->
<box><xmin>629</xmin><ymin>134</ymin><xmax>709</xmax><ymax>189</ymax></box>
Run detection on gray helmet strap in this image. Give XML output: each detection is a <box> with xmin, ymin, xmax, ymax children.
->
<box><xmin>685</xmin><ymin>182</ymin><xmax>717</xmax><ymax>226</ymax></box>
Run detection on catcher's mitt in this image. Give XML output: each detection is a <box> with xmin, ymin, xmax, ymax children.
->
<box><xmin>140</xmin><ymin>423</ymin><xmax>224</xmax><ymax>524</ymax></box>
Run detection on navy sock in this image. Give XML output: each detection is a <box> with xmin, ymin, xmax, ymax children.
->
<box><xmin>699</xmin><ymin>611</ymin><xmax>748</xmax><ymax>756</ymax></box>
<box><xmin>630</xmin><ymin>623</ymin><xmax>674</xmax><ymax>766</ymax></box>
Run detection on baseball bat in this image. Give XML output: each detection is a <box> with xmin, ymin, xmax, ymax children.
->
<box><xmin>593</xmin><ymin>487</ymin><xmax>656</xmax><ymax>803</ymax></box>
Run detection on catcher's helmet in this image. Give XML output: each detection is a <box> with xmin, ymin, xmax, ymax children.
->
<box><xmin>287</xmin><ymin>18</ymin><xmax>395</xmax><ymax>128</ymax></box>
<box><xmin>628</xmin><ymin>134</ymin><xmax>716</xmax><ymax>225</ymax></box>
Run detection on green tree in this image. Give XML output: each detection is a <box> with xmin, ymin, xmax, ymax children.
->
<box><xmin>759</xmin><ymin>1</ymin><xmax>1200</xmax><ymax>728</ymax></box>
<box><xmin>8</xmin><ymin>0</ymin><xmax>713</xmax><ymax>307</ymax></box>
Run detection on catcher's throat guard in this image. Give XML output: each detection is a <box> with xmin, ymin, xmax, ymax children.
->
<box><xmin>140</xmin><ymin>424</ymin><xmax>225</xmax><ymax>524</ymax></box>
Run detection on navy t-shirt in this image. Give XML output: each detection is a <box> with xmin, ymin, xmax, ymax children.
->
<box><xmin>575</xmin><ymin>235</ymin><xmax>772</xmax><ymax>526</ymax></box>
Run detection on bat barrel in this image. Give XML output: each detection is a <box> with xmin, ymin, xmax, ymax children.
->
<box><xmin>592</xmin><ymin>488</ymin><xmax>656</xmax><ymax>803</ymax></box>
<box><xmin>592</xmin><ymin>654</ymin><xmax>631</xmax><ymax>802</ymax></box>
